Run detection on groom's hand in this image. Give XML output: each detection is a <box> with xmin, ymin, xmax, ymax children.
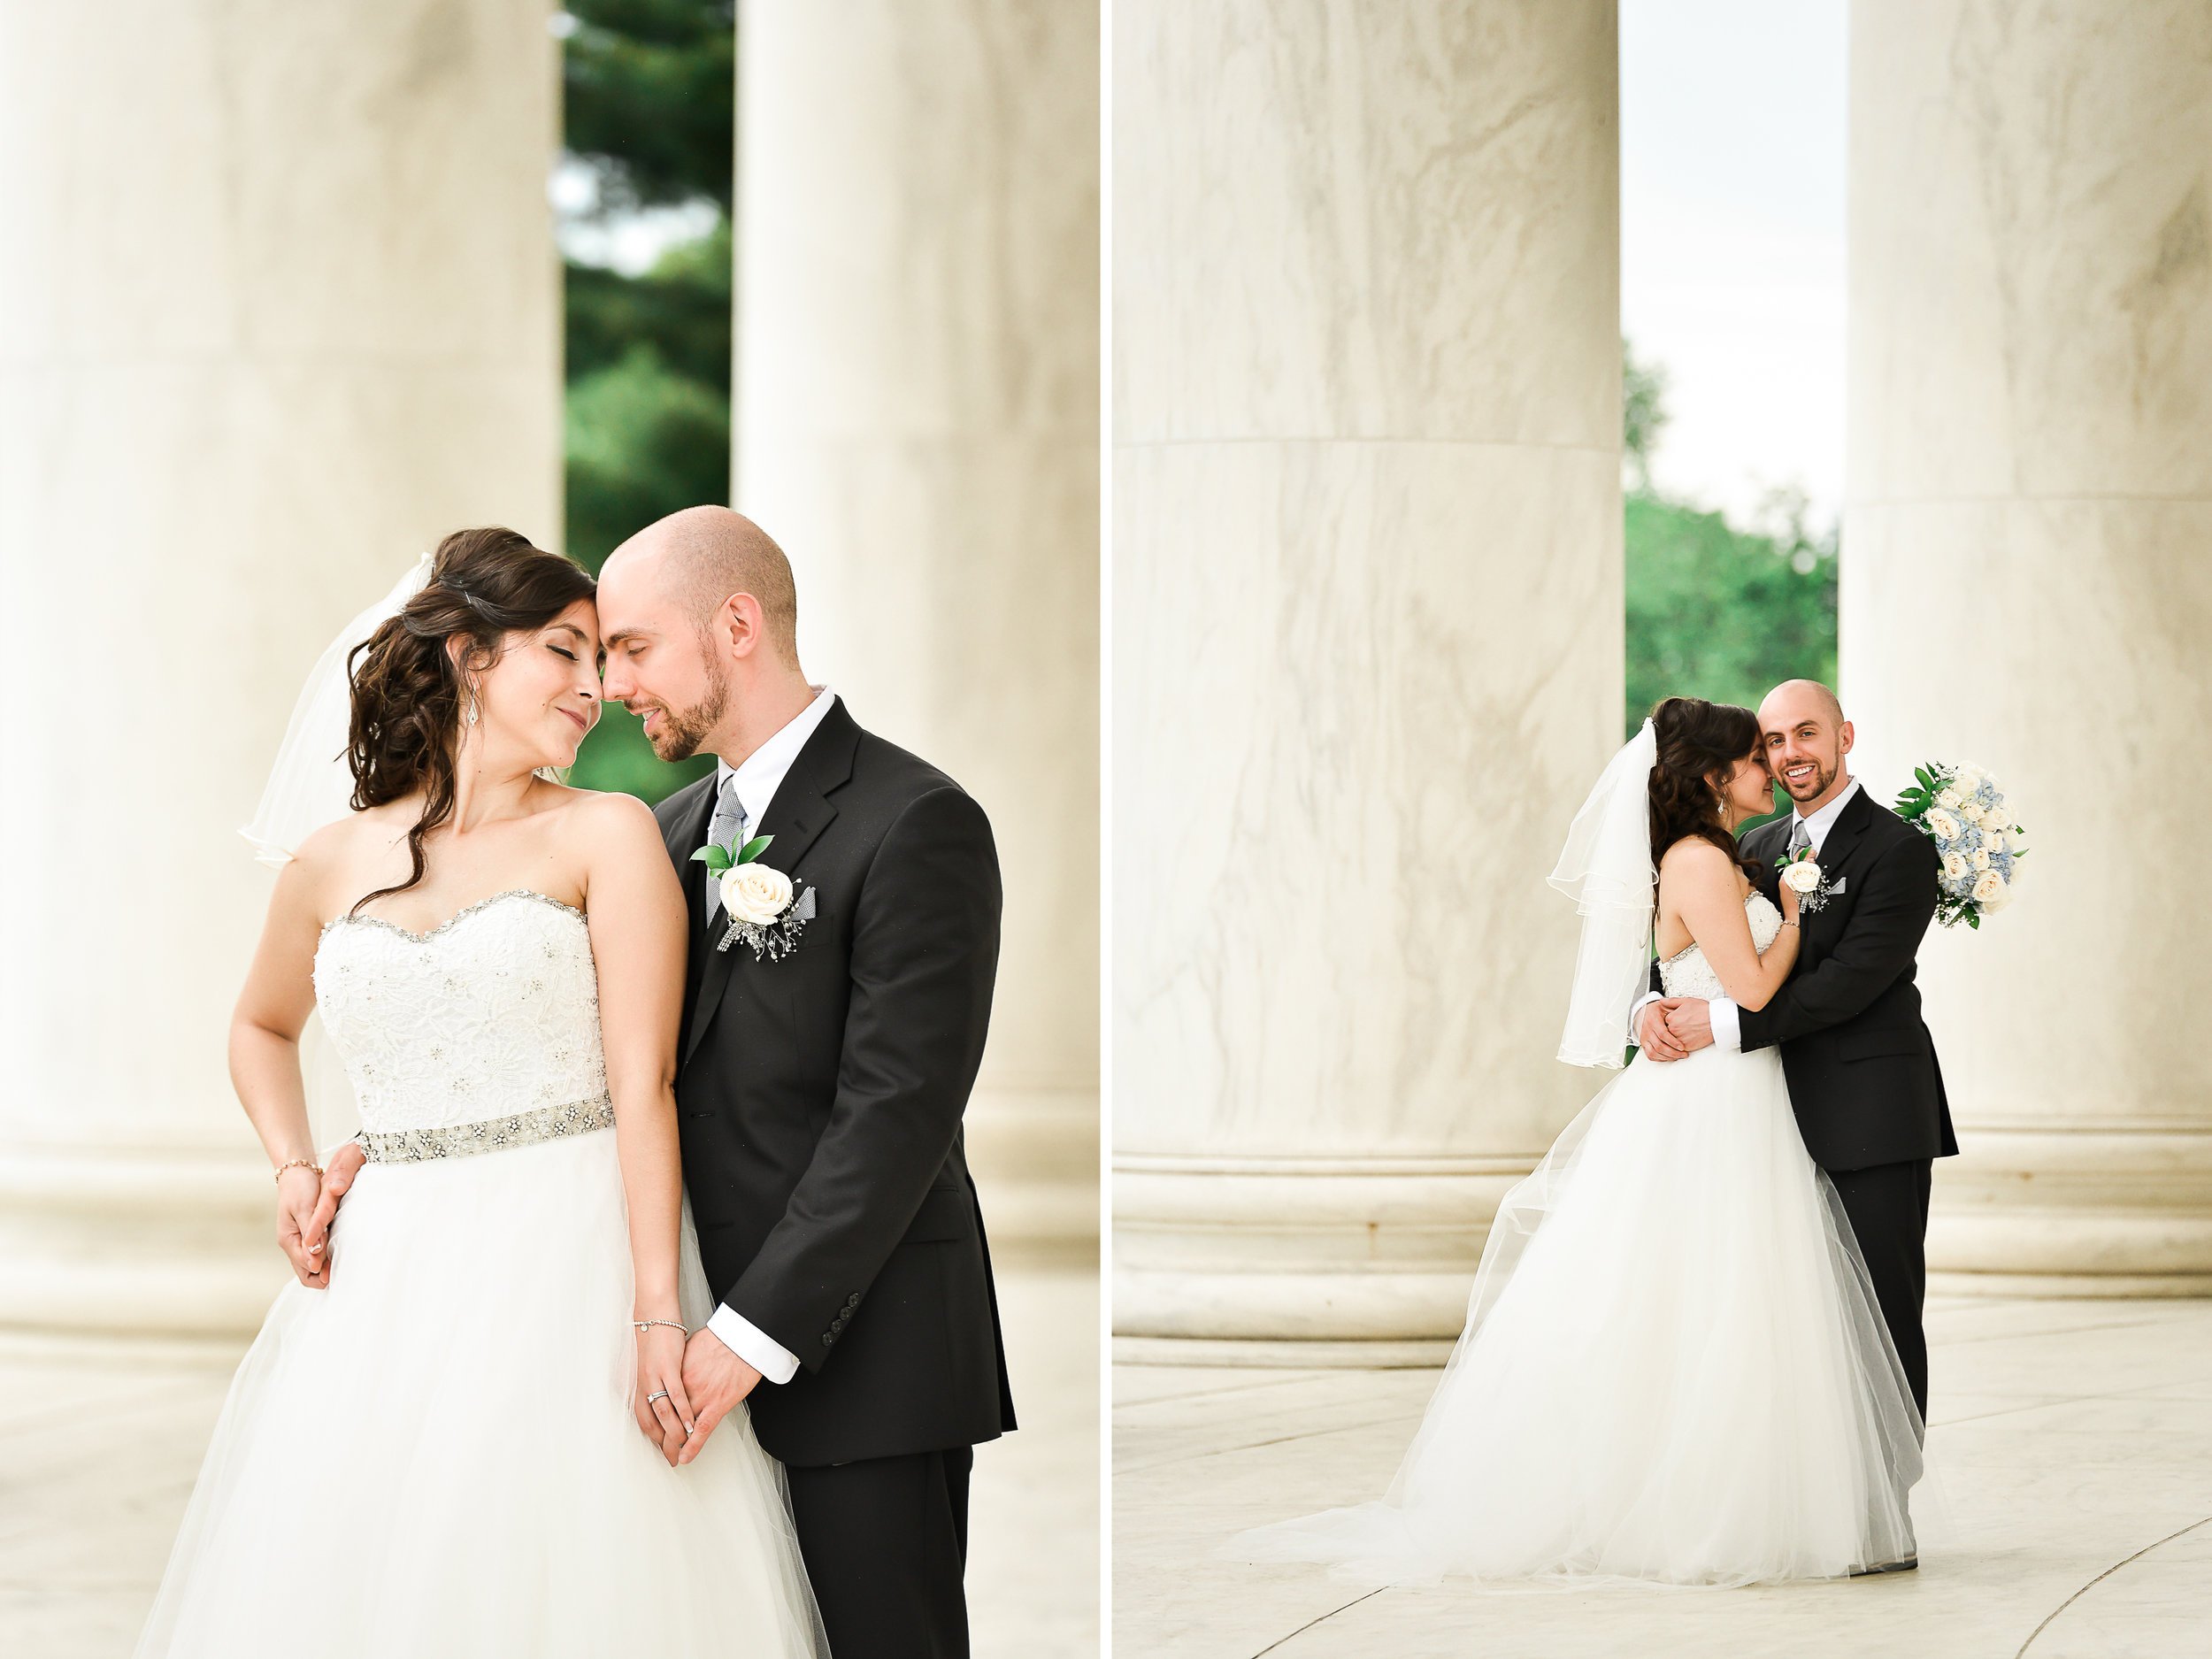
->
<box><xmin>1663</xmin><ymin>999</ymin><xmax>1715</xmax><ymax>1053</ymax></box>
<box><xmin>675</xmin><ymin>1327</ymin><xmax>762</xmax><ymax>1466</ymax></box>
<box><xmin>1638</xmin><ymin>998</ymin><xmax>1692</xmax><ymax>1061</ymax></box>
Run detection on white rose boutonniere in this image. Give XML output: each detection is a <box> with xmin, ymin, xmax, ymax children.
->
<box><xmin>720</xmin><ymin>862</ymin><xmax>794</xmax><ymax>926</ymax></box>
<box><xmin>689</xmin><ymin>832</ymin><xmax>817</xmax><ymax>962</ymax></box>
<box><xmin>1775</xmin><ymin>845</ymin><xmax>1839</xmax><ymax>912</ymax></box>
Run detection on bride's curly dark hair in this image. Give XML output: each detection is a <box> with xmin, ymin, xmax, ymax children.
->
<box><xmin>344</xmin><ymin>526</ymin><xmax>595</xmax><ymax>915</ymax></box>
<box><xmin>1647</xmin><ymin>695</ymin><xmax>1765</xmax><ymax>879</ymax></box>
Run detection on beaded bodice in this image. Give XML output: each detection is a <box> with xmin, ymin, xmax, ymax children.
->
<box><xmin>1659</xmin><ymin>892</ymin><xmax>1784</xmax><ymax>1002</ymax></box>
<box><xmin>314</xmin><ymin>891</ymin><xmax>607</xmax><ymax>1135</ymax></box>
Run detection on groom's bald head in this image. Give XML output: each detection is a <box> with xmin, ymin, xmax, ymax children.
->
<box><xmin>603</xmin><ymin>505</ymin><xmax>800</xmax><ymax>667</ymax></box>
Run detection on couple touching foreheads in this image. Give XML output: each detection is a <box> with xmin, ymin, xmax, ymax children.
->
<box><xmin>136</xmin><ymin>509</ymin><xmax>1014</xmax><ymax>1659</ymax></box>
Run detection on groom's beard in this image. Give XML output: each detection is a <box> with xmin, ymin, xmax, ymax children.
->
<box><xmin>637</xmin><ymin>665</ymin><xmax>729</xmax><ymax>763</ymax></box>
<box><xmin>1778</xmin><ymin>755</ymin><xmax>1838</xmax><ymax>804</ymax></box>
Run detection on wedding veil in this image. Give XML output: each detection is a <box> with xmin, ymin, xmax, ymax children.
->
<box><xmin>1547</xmin><ymin>718</ymin><xmax>1658</xmax><ymax>1067</ymax></box>
<box><xmin>240</xmin><ymin>552</ymin><xmax>434</xmax><ymax>866</ymax></box>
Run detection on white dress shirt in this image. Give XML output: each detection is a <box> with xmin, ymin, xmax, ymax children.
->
<box><xmin>697</xmin><ymin>684</ymin><xmax>837</xmax><ymax>1385</ymax></box>
<box><xmin>1633</xmin><ymin>777</ymin><xmax>1863</xmax><ymax>1054</ymax></box>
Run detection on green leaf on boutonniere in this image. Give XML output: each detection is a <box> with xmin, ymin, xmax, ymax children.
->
<box><xmin>737</xmin><ymin>833</ymin><xmax>774</xmax><ymax>864</ymax></box>
<box><xmin>691</xmin><ymin>842</ymin><xmax>735</xmax><ymax>872</ymax></box>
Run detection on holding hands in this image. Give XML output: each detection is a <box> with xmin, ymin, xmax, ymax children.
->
<box><xmin>674</xmin><ymin>1328</ymin><xmax>762</xmax><ymax>1466</ymax></box>
<box><xmin>634</xmin><ymin>1320</ymin><xmax>698</xmax><ymax>1466</ymax></box>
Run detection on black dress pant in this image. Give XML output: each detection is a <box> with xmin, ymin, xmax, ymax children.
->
<box><xmin>1827</xmin><ymin>1158</ymin><xmax>1934</xmax><ymax>1423</ymax></box>
<box><xmin>785</xmin><ymin>1447</ymin><xmax>973</xmax><ymax>1659</ymax></box>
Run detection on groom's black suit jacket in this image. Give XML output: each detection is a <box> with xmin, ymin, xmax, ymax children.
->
<box><xmin>653</xmin><ymin>697</ymin><xmax>1016</xmax><ymax>1469</ymax></box>
<box><xmin>1654</xmin><ymin>785</ymin><xmax>1959</xmax><ymax>1172</ymax></box>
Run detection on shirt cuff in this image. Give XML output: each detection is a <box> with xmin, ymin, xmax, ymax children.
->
<box><xmin>704</xmin><ymin>1304</ymin><xmax>800</xmax><ymax>1385</ymax></box>
<box><xmin>1710</xmin><ymin>998</ymin><xmax>1742</xmax><ymax>1052</ymax></box>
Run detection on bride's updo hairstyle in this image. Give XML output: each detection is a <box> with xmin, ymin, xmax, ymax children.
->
<box><xmin>1647</xmin><ymin>695</ymin><xmax>1764</xmax><ymax>880</ymax></box>
<box><xmin>345</xmin><ymin>526</ymin><xmax>595</xmax><ymax>913</ymax></box>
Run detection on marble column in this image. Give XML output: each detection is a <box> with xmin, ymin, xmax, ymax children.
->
<box><xmin>0</xmin><ymin>0</ymin><xmax>560</xmax><ymax>1336</ymax></box>
<box><xmin>1112</xmin><ymin>2</ymin><xmax>1623</xmax><ymax>1359</ymax></box>
<box><xmin>731</xmin><ymin>4</ymin><xmax>1100</xmax><ymax>1251</ymax></box>
<box><xmin>1845</xmin><ymin>0</ymin><xmax>2212</xmax><ymax>1292</ymax></box>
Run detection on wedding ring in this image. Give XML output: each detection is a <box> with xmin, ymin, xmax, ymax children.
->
<box><xmin>646</xmin><ymin>1389</ymin><xmax>671</xmax><ymax>1405</ymax></box>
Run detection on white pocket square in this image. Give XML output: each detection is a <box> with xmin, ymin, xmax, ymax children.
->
<box><xmin>1829</xmin><ymin>876</ymin><xmax>1847</xmax><ymax>894</ymax></box>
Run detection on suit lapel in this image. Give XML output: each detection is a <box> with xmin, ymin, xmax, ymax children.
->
<box><xmin>1812</xmin><ymin>783</ymin><xmax>1874</xmax><ymax>877</ymax></box>
<box><xmin>662</xmin><ymin>778</ymin><xmax>718</xmax><ymax>1015</ymax></box>
<box><xmin>1797</xmin><ymin>784</ymin><xmax>1873</xmax><ymax>964</ymax></box>
<box><xmin>683</xmin><ymin>700</ymin><xmax>862</xmax><ymax>1067</ymax></box>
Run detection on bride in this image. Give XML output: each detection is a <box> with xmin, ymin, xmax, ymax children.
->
<box><xmin>135</xmin><ymin>529</ymin><xmax>823</xmax><ymax>1656</ymax></box>
<box><xmin>1237</xmin><ymin>697</ymin><xmax>1924</xmax><ymax>1588</ymax></box>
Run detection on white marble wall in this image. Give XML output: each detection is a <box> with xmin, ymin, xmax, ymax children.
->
<box><xmin>1112</xmin><ymin>1</ymin><xmax>1623</xmax><ymax>1354</ymax></box>
<box><xmin>1844</xmin><ymin>0</ymin><xmax>2212</xmax><ymax>1291</ymax></box>
<box><xmin>732</xmin><ymin>3</ymin><xmax>1100</xmax><ymax>1248</ymax></box>
<box><xmin>0</xmin><ymin>0</ymin><xmax>560</xmax><ymax>1333</ymax></box>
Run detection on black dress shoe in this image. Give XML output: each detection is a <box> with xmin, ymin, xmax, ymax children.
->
<box><xmin>1849</xmin><ymin>1555</ymin><xmax>1918</xmax><ymax>1577</ymax></box>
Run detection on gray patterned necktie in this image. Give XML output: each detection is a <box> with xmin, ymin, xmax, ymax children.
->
<box><xmin>705</xmin><ymin>774</ymin><xmax>746</xmax><ymax>925</ymax></box>
<box><xmin>1789</xmin><ymin>816</ymin><xmax>1813</xmax><ymax>858</ymax></box>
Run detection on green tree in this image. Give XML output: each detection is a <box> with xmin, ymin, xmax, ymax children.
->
<box><xmin>1622</xmin><ymin>339</ymin><xmax>1838</xmax><ymax>741</ymax></box>
<box><xmin>559</xmin><ymin>1</ymin><xmax>735</xmax><ymax>802</ymax></box>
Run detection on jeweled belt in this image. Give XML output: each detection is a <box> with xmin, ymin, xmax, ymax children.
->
<box><xmin>356</xmin><ymin>1094</ymin><xmax>616</xmax><ymax>1164</ymax></box>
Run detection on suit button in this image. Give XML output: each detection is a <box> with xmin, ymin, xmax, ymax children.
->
<box><xmin>820</xmin><ymin>1333</ymin><xmax>833</xmax><ymax>1348</ymax></box>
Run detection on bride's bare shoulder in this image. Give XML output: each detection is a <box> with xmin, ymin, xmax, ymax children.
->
<box><xmin>539</xmin><ymin>783</ymin><xmax>661</xmax><ymax>850</ymax></box>
<box><xmin>1656</xmin><ymin>834</ymin><xmax>1732</xmax><ymax>875</ymax></box>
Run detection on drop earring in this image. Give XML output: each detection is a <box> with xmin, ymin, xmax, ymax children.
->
<box><xmin>465</xmin><ymin>694</ymin><xmax>480</xmax><ymax>727</ymax></box>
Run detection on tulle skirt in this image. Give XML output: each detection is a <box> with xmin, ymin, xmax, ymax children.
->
<box><xmin>1235</xmin><ymin>1044</ymin><xmax>1925</xmax><ymax>1588</ymax></box>
<box><xmin>134</xmin><ymin>1127</ymin><xmax>824</xmax><ymax>1657</ymax></box>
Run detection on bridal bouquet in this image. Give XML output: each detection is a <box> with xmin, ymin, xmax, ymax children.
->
<box><xmin>1893</xmin><ymin>763</ymin><xmax>2026</xmax><ymax>929</ymax></box>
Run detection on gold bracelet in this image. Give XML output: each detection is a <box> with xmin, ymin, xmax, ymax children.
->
<box><xmin>273</xmin><ymin>1157</ymin><xmax>323</xmax><ymax>1184</ymax></box>
<box><xmin>633</xmin><ymin>1318</ymin><xmax>689</xmax><ymax>1336</ymax></box>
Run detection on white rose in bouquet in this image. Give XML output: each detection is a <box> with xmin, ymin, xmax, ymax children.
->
<box><xmin>1970</xmin><ymin>870</ymin><xmax>2006</xmax><ymax>904</ymax></box>
<box><xmin>1958</xmin><ymin>801</ymin><xmax>1988</xmax><ymax>826</ymax></box>
<box><xmin>1942</xmin><ymin>851</ymin><xmax>1970</xmax><ymax>880</ymax></box>
<box><xmin>720</xmin><ymin>863</ymin><xmax>795</xmax><ymax>926</ymax></box>
<box><xmin>2006</xmin><ymin>827</ymin><xmax>2030</xmax><ymax>854</ymax></box>
<box><xmin>1970</xmin><ymin>846</ymin><xmax>1991</xmax><ymax>871</ymax></box>
<box><xmin>1935</xmin><ymin>786</ymin><xmax>1963</xmax><ymax>810</ymax></box>
<box><xmin>1925</xmin><ymin>808</ymin><xmax>1962</xmax><ymax>842</ymax></box>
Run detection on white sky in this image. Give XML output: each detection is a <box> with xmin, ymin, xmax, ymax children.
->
<box><xmin>1621</xmin><ymin>0</ymin><xmax>1847</xmax><ymax>526</ymax></box>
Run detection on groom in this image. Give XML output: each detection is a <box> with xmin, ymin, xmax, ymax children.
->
<box><xmin>1638</xmin><ymin>680</ymin><xmax>1957</xmax><ymax>1425</ymax></box>
<box><xmin>600</xmin><ymin>507</ymin><xmax>1015</xmax><ymax>1655</ymax></box>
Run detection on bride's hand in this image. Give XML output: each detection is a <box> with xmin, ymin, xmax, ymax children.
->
<box><xmin>275</xmin><ymin>1167</ymin><xmax>329</xmax><ymax>1288</ymax></box>
<box><xmin>634</xmin><ymin>1324</ymin><xmax>696</xmax><ymax>1466</ymax></box>
<box><xmin>1777</xmin><ymin>871</ymin><xmax>1802</xmax><ymax>925</ymax></box>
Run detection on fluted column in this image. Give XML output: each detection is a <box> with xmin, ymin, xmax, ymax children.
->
<box><xmin>1112</xmin><ymin>2</ymin><xmax>1622</xmax><ymax>1360</ymax></box>
<box><xmin>731</xmin><ymin>4</ymin><xmax>1100</xmax><ymax>1250</ymax></box>
<box><xmin>1845</xmin><ymin>0</ymin><xmax>2212</xmax><ymax>1292</ymax></box>
<box><xmin>0</xmin><ymin>0</ymin><xmax>560</xmax><ymax>1335</ymax></box>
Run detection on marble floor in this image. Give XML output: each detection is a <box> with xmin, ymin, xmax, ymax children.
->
<box><xmin>0</xmin><ymin>1259</ymin><xmax>1098</xmax><ymax>1659</ymax></box>
<box><xmin>1115</xmin><ymin>1297</ymin><xmax>2212</xmax><ymax>1657</ymax></box>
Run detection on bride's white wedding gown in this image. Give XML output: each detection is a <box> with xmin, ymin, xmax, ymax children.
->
<box><xmin>136</xmin><ymin>890</ymin><xmax>823</xmax><ymax>1657</ymax></box>
<box><xmin>1238</xmin><ymin>893</ymin><xmax>1924</xmax><ymax>1587</ymax></box>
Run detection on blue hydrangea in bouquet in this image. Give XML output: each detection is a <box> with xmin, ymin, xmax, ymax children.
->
<box><xmin>1893</xmin><ymin>762</ymin><xmax>2026</xmax><ymax>930</ymax></box>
